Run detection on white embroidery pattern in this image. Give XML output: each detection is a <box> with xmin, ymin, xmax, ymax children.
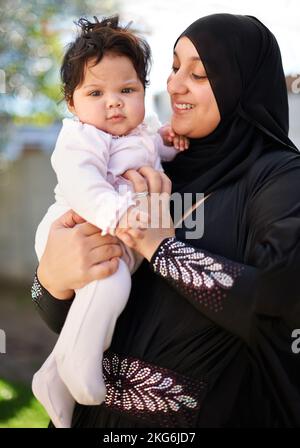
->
<box><xmin>152</xmin><ymin>238</ymin><xmax>234</xmax><ymax>289</ymax></box>
<box><xmin>31</xmin><ymin>274</ymin><xmax>43</xmax><ymax>302</ymax></box>
<box><xmin>151</xmin><ymin>238</ymin><xmax>244</xmax><ymax>312</ymax></box>
<box><xmin>103</xmin><ymin>352</ymin><xmax>205</xmax><ymax>416</ymax></box>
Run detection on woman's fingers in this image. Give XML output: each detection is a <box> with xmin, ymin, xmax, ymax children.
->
<box><xmin>122</xmin><ymin>169</ymin><xmax>149</xmax><ymax>192</ymax></box>
<box><xmin>86</xmin><ymin>232</ymin><xmax>120</xmax><ymax>248</ymax></box>
<box><xmin>138</xmin><ymin>166</ymin><xmax>172</xmax><ymax>194</ymax></box>
<box><xmin>87</xmin><ymin>258</ymin><xmax>120</xmax><ymax>282</ymax></box>
<box><xmin>52</xmin><ymin>209</ymin><xmax>86</xmax><ymax>229</ymax></box>
<box><xmin>115</xmin><ymin>227</ymin><xmax>145</xmax><ymax>249</ymax></box>
<box><xmin>88</xmin><ymin>243</ymin><xmax>123</xmax><ymax>265</ymax></box>
<box><xmin>74</xmin><ymin>221</ymin><xmax>104</xmax><ymax>237</ymax></box>
<box><xmin>159</xmin><ymin>172</ymin><xmax>172</xmax><ymax>195</ymax></box>
<box><xmin>138</xmin><ymin>166</ymin><xmax>162</xmax><ymax>193</ymax></box>
<box><xmin>122</xmin><ymin>167</ymin><xmax>172</xmax><ymax>195</ymax></box>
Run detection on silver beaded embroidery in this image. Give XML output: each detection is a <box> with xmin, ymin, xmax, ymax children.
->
<box><xmin>31</xmin><ymin>274</ymin><xmax>43</xmax><ymax>302</ymax></box>
<box><xmin>102</xmin><ymin>351</ymin><xmax>206</xmax><ymax>427</ymax></box>
<box><xmin>152</xmin><ymin>237</ymin><xmax>244</xmax><ymax>312</ymax></box>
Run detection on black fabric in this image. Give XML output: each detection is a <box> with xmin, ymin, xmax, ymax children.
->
<box><xmin>32</xmin><ymin>14</ymin><xmax>300</xmax><ymax>427</ymax></box>
<box><xmin>163</xmin><ymin>14</ymin><xmax>298</xmax><ymax>197</ymax></box>
<box><xmin>33</xmin><ymin>273</ymin><xmax>75</xmax><ymax>334</ymax></box>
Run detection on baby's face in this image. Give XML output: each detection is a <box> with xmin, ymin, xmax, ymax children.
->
<box><xmin>69</xmin><ymin>54</ymin><xmax>145</xmax><ymax>136</ymax></box>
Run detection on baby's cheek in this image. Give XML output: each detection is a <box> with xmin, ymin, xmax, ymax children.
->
<box><xmin>133</xmin><ymin>99</ymin><xmax>145</xmax><ymax>122</ymax></box>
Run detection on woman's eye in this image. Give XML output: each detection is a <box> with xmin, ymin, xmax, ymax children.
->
<box><xmin>192</xmin><ymin>73</ymin><xmax>207</xmax><ymax>80</ymax></box>
<box><xmin>89</xmin><ymin>90</ymin><xmax>102</xmax><ymax>97</ymax></box>
<box><xmin>122</xmin><ymin>88</ymin><xmax>134</xmax><ymax>93</ymax></box>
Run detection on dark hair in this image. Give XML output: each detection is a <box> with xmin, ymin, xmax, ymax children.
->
<box><xmin>61</xmin><ymin>16</ymin><xmax>151</xmax><ymax>104</ymax></box>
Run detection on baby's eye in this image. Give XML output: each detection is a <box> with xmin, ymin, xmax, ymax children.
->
<box><xmin>122</xmin><ymin>88</ymin><xmax>134</xmax><ymax>93</ymax></box>
<box><xmin>89</xmin><ymin>90</ymin><xmax>102</xmax><ymax>97</ymax></box>
<box><xmin>172</xmin><ymin>66</ymin><xmax>179</xmax><ymax>73</ymax></box>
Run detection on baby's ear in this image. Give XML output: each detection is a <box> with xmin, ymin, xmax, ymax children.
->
<box><xmin>67</xmin><ymin>100</ymin><xmax>76</xmax><ymax>115</ymax></box>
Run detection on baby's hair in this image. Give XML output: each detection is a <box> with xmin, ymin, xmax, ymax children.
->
<box><xmin>61</xmin><ymin>15</ymin><xmax>151</xmax><ymax>105</ymax></box>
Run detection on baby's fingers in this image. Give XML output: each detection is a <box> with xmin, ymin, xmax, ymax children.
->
<box><xmin>173</xmin><ymin>135</ymin><xmax>189</xmax><ymax>151</ymax></box>
<box><xmin>178</xmin><ymin>135</ymin><xmax>189</xmax><ymax>151</ymax></box>
<box><xmin>173</xmin><ymin>135</ymin><xmax>181</xmax><ymax>149</ymax></box>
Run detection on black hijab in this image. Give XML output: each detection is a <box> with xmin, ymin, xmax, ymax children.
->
<box><xmin>163</xmin><ymin>14</ymin><xmax>298</xmax><ymax>197</ymax></box>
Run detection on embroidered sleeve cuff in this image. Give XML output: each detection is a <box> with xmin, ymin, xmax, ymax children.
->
<box><xmin>31</xmin><ymin>271</ymin><xmax>75</xmax><ymax>306</ymax></box>
<box><xmin>31</xmin><ymin>271</ymin><xmax>75</xmax><ymax>334</ymax></box>
<box><xmin>149</xmin><ymin>237</ymin><xmax>176</xmax><ymax>271</ymax></box>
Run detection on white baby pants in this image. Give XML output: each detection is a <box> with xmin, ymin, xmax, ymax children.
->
<box><xmin>32</xmin><ymin>203</ymin><xmax>142</xmax><ymax>428</ymax></box>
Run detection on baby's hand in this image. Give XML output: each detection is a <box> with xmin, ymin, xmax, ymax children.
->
<box><xmin>159</xmin><ymin>124</ymin><xmax>189</xmax><ymax>151</ymax></box>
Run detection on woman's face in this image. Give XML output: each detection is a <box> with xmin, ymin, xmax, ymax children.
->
<box><xmin>167</xmin><ymin>36</ymin><xmax>221</xmax><ymax>138</ymax></box>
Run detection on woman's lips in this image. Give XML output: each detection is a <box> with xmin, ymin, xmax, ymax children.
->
<box><xmin>173</xmin><ymin>102</ymin><xmax>195</xmax><ymax>114</ymax></box>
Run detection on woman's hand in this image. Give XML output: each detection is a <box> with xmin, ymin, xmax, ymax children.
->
<box><xmin>116</xmin><ymin>167</ymin><xmax>175</xmax><ymax>261</ymax></box>
<box><xmin>122</xmin><ymin>165</ymin><xmax>172</xmax><ymax>195</ymax></box>
<box><xmin>37</xmin><ymin>210</ymin><xmax>123</xmax><ymax>300</ymax></box>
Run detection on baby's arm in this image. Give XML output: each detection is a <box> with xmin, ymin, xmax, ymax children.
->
<box><xmin>159</xmin><ymin>123</ymin><xmax>189</xmax><ymax>152</ymax></box>
<box><xmin>51</xmin><ymin>120</ymin><xmax>136</xmax><ymax>235</ymax></box>
<box><xmin>151</xmin><ymin>124</ymin><xmax>189</xmax><ymax>169</ymax></box>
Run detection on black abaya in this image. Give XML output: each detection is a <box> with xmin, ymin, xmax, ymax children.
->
<box><xmin>33</xmin><ymin>147</ymin><xmax>300</xmax><ymax>427</ymax></box>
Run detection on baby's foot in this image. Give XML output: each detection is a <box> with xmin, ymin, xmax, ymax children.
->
<box><xmin>32</xmin><ymin>356</ymin><xmax>75</xmax><ymax>428</ymax></box>
<box><xmin>55</xmin><ymin>318</ymin><xmax>115</xmax><ymax>405</ymax></box>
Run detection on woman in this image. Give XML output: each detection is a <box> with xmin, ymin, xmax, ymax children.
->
<box><xmin>32</xmin><ymin>14</ymin><xmax>300</xmax><ymax>427</ymax></box>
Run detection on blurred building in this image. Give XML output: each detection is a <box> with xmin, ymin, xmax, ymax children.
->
<box><xmin>0</xmin><ymin>125</ymin><xmax>59</xmax><ymax>283</ymax></box>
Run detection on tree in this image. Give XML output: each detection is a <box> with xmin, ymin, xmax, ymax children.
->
<box><xmin>0</xmin><ymin>0</ymin><xmax>120</xmax><ymax>126</ymax></box>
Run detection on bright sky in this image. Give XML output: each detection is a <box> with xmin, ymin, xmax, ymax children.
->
<box><xmin>121</xmin><ymin>0</ymin><xmax>300</xmax><ymax>100</ymax></box>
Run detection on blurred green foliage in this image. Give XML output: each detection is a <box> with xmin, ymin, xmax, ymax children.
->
<box><xmin>0</xmin><ymin>0</ymin><xmax>120</xmax><ymax>126</ymax></box>
<box><xmin>0</xmin><ymin>378</ymin><xmax>49</xmax><ymax>428</ymax></box>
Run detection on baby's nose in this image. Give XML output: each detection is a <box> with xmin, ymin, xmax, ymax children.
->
<box><xmin>107</xmin><ymin>95</ymin><xmax>122</xmax><ymax>108</ymax></box>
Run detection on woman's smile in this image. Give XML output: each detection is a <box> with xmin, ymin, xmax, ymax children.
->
<box><xmin>173</xmin><ymin>102</ymin><xmax>195</xmax><ymax>113</ymax></box>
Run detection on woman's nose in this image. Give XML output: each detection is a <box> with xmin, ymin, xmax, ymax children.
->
<box><xmin>167</xmin><ymin>71</ymin><xmax>188</xmax><ymax>95</ymax></box>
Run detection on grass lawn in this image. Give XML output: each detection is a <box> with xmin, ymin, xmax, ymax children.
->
<box><xmin>0</xmin><ymin>378</ymin><xmax>49</xmax><ymax>428</ymax></box>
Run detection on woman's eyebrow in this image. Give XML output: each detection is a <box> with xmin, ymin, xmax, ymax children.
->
<box><xmin>173</xmin><ymin>50</ymin><xmax>201</xmax><ymax>62</ymax></box>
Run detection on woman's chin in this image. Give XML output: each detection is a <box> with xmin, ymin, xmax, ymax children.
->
<box><xmin>171</xmin><ymin>120</ymin><xmax>190</xmax><ymax>138</ymax></box>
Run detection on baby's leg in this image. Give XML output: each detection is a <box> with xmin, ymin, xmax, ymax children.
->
<box><xmin>35</xmin><ymin>203</ymin><xmax>70</xmax><ymax>261</ymax></box>
<box><xmin>32</xmin><ymin>353</ymin><xmax>75</xmax><ymax>428</ymax></box>
<box><xmin>33</xmin><ymin>203</ymin><xmax>76</xmax><ymax>426</ymax></box>
<box><xmin>55</xmin><ymin>258</ymin><xmax>131</xmax><ymax>405</ymax></box>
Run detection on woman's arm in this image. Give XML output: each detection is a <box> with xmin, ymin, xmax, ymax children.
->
<box><xmin>149</xmin><ymin>236</ymin><xmax>258</xmax><ymax>343</ymax></box>
<box><xmin>31</xmin><ymin>273</ymin><xmax>74</xmax><ymax>334</ymax></box>
<box><xmin>117</xmin><ymin>166</ymin><xmax>300</xmax><ymax>345</ymax></box>
<box><xmin>31</xmin><ymin>210</ymin><xmax>123</xmax><ymax>333</ymax></box>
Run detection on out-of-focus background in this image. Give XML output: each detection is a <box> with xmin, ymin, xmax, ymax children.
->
<box><xmin>0</xmin><ymin>0</ymin><xmax>299</xmax><ymax>427</ymax></box>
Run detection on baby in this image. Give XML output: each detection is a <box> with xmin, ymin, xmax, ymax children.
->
<box><xmin>32</xmin><ymin>16</ymin><xmax>188</xmax><ymax>428</ymax></box>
